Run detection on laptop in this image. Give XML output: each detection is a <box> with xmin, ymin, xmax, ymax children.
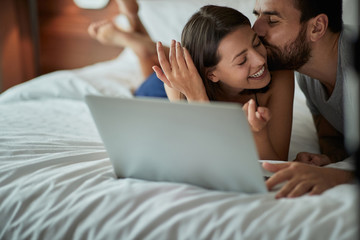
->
<box><xmin>85</xmin><ymin>95</ymin><xmax>270</xmax><ymax>193</ymax></box>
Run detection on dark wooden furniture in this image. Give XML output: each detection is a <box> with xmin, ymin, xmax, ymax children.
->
<box><xmin>0</xmin><ymin>0</ymin><xmax>38</xmax><ymax>92</ymax></box>
<box><xmin>1</xmin><ymin>0</ymin><xmax>122</xmax><ymax>92</ymax></box>
<box><xmin>37</xmin><ymin>0</ymin><xmax>121</xmax><ymax>74</ymax></box>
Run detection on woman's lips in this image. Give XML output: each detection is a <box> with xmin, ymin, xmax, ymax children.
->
<box><xmin>249</xmin><ymin>65</ymin><xmax>267</xmax><ymax>79</ymax></box>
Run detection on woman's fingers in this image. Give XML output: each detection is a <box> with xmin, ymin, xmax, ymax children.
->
<box><xmin>156</xmin><ymin>41</ymin><xmax>172</xmax><ymax>75</ymax></box>
<box><xmin>183</xmin><ymin>47</ymin><xmax>197</xmax><ymax>72</ymax></box>
<box><xmin>247</xmin><ymin>99</ymin><xmax>256</xmax><ymax>122</ymax></box>
<box><xmin>176</xmin><ymin>42</ymin><xmax>187</xmax><ymax>70</ymax></box>
<box><xmin>152</xmin><ymin>65</ymin><xmax>171</xmax><ymax>87</ymax></box>
<box><xmin>243</xmin><ymin>99</ymin><xmax>271</xmax><ymax>132</ymax></box>
<box><xmin>257</xmin><ymin>107</ymin><xmax>271</xmax><ymax>121</ymax></box>
<box><xmin>169</xmin><ymin>40</ymin><xmax>179</xmax><ymax>70</ymax></box>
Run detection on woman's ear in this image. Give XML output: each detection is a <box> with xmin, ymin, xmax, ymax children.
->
<box><xmin>308</xmin><ymin>14</ymin><xmax>328</xmax><ymax>42</ymax></box>
<box><xmin>207</xmin><ymin>69</ymin><xmax>220</xmax><ymax>83</ymax></box>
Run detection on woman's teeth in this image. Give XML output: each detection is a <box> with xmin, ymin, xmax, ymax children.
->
<box><xmin>249</xmin><ymin>66</ymin><xmax>265</xmax><ymax>78</ymax></box>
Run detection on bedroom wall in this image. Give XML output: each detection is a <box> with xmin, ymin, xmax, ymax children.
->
<box><xmin>37</xmin><ymin>0</ymin><xmax>121</xmax><ymax>75</ymax></box>
<box><xmin>0</xmin><ymin>0</ymin><xmax>122</xmax><ymax>92</ymax></box>
<box><xmin>0</xmin><ymin>0</ymin><xmax>38</xmax><ymax>93</ymax></box>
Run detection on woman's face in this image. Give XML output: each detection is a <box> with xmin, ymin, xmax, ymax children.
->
<box><xmin>210</xmin><ymin>25</ymin><xmax>271</xmax><ymax>95</ymax></box>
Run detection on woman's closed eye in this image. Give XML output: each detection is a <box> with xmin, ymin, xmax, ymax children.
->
<box><xmin>253</xmin><ymin>39</ymin><xmax>262</xmax><ymax>48</ymax></box>
<box><xmin>238</xmin><ymin>58</ymin><xmax>247</xmax><ymax>66</ymax></box>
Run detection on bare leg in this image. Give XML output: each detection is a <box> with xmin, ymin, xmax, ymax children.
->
<box><xmin>90</xmin><ymin>23</ymin><xmax>168</xmax><ymax>78</ymax></box>
<box><xmin>115</xmin><ymin>0</ymin><xmax>162</xmax><ymax>78</ymax></box>
<box><xmin>115</xmin><ymin>0</ymin><xmax>150</xmax><ymax>37</ymax></box>
<box><xmin>88</xmin><ymin>20</ymin><xmax>126</xmax><ymax>47</ymax></box>
<box><xmin>87</xmin><ymin>0</ymin><xmax>146</xmax><ymax>47</ymax></box>
<box><xmin>88</xmin><ymin>0</ymin><xmax>170</xmax><ymax>79</ymax></box>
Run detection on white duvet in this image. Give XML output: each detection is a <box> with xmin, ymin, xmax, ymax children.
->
<box><xmin>0</xmin><ymin>51</ymin><xmax>358</xmax><ymax>239</ymax></box>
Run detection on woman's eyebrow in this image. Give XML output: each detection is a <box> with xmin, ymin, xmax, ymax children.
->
<box><xmin>232</xmin><ymin>49</ymin><xmax>247</xmax><ymax>62</ymax></box>
<box><xmin>231</xmin><ymin>33</ymin><xmax>257</xmax><ymax>62</ymax></box>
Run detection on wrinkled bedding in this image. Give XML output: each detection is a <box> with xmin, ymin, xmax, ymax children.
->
<box><xmin>0</xmin><ymin>52</ymin><xmax>357</xmax><ymax>239</ymax></box>
<box><xmin>1</xmin><ymin>0</ymin><xmax>358</xmax><ymax>237</ymax></box>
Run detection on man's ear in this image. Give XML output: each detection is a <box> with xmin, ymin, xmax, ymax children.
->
<box><xmin>308</xmin><ymin>14</ymin><xmax>328</xmax><ymax>42</ymax></box>
<box><xmin>207</xmin><ymin>69</ymin><xmax>219</xmax><ymax>83</ymax></box>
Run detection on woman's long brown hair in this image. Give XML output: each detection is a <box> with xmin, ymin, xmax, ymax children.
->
<box><xmin>181</xmin><ymin>5</ymin><xmax>251</xmax><ymax>100</ymax></box>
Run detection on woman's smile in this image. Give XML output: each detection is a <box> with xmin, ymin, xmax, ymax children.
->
<box><xmin>249</xmin><ymin>65</ymin><xmax>266</xmax><ymax>78</ymax></box>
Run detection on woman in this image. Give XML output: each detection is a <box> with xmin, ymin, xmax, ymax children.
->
<box><xmin>153</xmin><ymin>5</ymin><xmax>294</xmax><ymax>161</ymax></box>
<box><xmin>89</xmin><ymin>3</ymin><xmax>294</xmax><ymax>161</ymax></box>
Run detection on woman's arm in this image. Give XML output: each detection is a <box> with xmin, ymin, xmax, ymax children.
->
<box><xmin>254</xmin><ymin>70</ymin><xmax>294</xmax><ymax>160</ymax></box>
<box><xmin>266</xmin><ymin>70</ymin><xmax>294</xmax><ymax>160</ymax></box>
<box><xmin>163</xmin><ymin>84</ymin><xmax>184</xmax><ymax>101</ymax></box>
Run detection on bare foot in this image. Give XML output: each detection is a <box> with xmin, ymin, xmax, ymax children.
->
<box><xmin>88</xmin><ymin>20</ymin><xmax>108</xmax><ymax>40</ymax></box>
<box><xmin>88</xmin><ymin>19</ymin><xmax>156</xmax><ymax>60</ymax></box>
<box><xmin>88</xmin><ymin>20</ymin><xmax>129</xmax><ymax>47</ymax></box>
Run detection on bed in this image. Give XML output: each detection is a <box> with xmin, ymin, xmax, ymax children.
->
<box><xmin>0</xmin><ymin>0</ymin><xmax>358</xmax><ymax>239</ymax></box>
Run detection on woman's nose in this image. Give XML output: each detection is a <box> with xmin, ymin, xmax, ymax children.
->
<box><xmin>252</xmin><ymin>48</ymin><xmax>266</xmax><ymax>67</ymax></box>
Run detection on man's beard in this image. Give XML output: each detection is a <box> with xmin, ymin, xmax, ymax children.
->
<box><xmin>261</xmin><ymin>24</ymin><xmax>311</xmax><ymax>71</ymax></box>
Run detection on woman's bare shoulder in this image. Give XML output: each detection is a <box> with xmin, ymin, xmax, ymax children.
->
<box><xmin>270</xmin><ymin>70</ymin><xmax>294</xmax><ymax>86</ymax></box>
<box><xmin>268</xmin><ymin>70</ymin><xmax>295</xmax><ymax>101</ymax></box>
<box><xmin>257</xmin><ymin>70</ymin><xmax>294</xmax><ymax>106</ymax></box>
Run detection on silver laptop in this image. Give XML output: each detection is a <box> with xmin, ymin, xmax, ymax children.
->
<box><xmin>86</xmin><ymin>95</ymin><xmax>268</xmax><ymax>193</ymax></box>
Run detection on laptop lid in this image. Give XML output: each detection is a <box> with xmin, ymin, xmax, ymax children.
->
<box><xmin>86</xmin><ymin>95</ymin><xmax>267</xmax><ymax>193</ymax></box>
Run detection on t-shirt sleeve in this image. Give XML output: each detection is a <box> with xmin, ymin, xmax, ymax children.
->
<box><xmin>295</xmin><ymin>72</ymin><xmax>320</xmax><ymax>116</ymax></box>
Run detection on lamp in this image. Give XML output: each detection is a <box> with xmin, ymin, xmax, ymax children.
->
<box><xmin>73</xmin><ymin>0</ymin><xmax>109</xmax><ymax>9</ymax></box>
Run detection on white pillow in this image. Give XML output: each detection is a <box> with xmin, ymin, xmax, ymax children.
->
<box><xmin>138</xmin><ymin>0</ymin><xmax>256</xmax><ymax>44</ymax></box>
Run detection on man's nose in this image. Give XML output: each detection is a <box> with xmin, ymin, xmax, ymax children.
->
<box><xmin>253</xmin><ymin>19</ymin><xmax>266</xmax><ymax>37</ymax></box>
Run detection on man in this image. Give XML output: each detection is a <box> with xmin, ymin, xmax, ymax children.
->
<box><xmin>252</xmin><ymin>0</ymin><xmax>355</xmax><ymax>198</ymax></box>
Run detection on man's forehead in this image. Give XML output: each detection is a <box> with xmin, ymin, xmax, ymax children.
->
<box><xmin>254</xmin><ymin>0</ymin><xmax>297</xmax><ymax>16</ymax></box>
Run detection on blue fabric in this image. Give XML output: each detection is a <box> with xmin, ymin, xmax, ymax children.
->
<box><xmin>134</xmin><ymin>72</ymin><xmax>167</xmax><ymax>98</ymax></box>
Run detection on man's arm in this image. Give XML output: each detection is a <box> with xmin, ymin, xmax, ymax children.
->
<box><xmin>263</xmin><ymin>162</ymin><xmax>355</xmax><ymax>198</ymax></box>
<box><xmin>294</xmin><ymin>114</ymin><xmax>349</xmax><ymax>165</ymax></box>
<box><xmin>313</xmin><ymin>114</ymin><xmax>349</xmax><ymax>163</ymax></box>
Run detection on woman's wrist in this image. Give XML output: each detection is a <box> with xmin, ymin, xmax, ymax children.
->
<box><xmin>185</xmin><ymin>87</ymin><xmax>209</xmax><ymax>102</ymax></box>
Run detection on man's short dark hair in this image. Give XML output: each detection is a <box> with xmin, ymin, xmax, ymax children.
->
<box><xmin>293</xmin><ymin>0</ymin><xmax>343</xmax><ymax>33</ymax></box>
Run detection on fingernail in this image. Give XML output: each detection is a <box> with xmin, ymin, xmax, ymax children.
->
<box><xmin>258</xmin><ymin>108</ymin><xmax>264</xmax><ymax>113</ymax></box>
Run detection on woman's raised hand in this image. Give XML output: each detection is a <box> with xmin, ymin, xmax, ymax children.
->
<box><xmin>153</xmin><ymin>40</ymin><xmax>209</xmax><ymax>102</ymax></box>
<box><xmin>242</xmin><ymin>99</ymin><xmax>271</xmax><ymax>133</ymax></box>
